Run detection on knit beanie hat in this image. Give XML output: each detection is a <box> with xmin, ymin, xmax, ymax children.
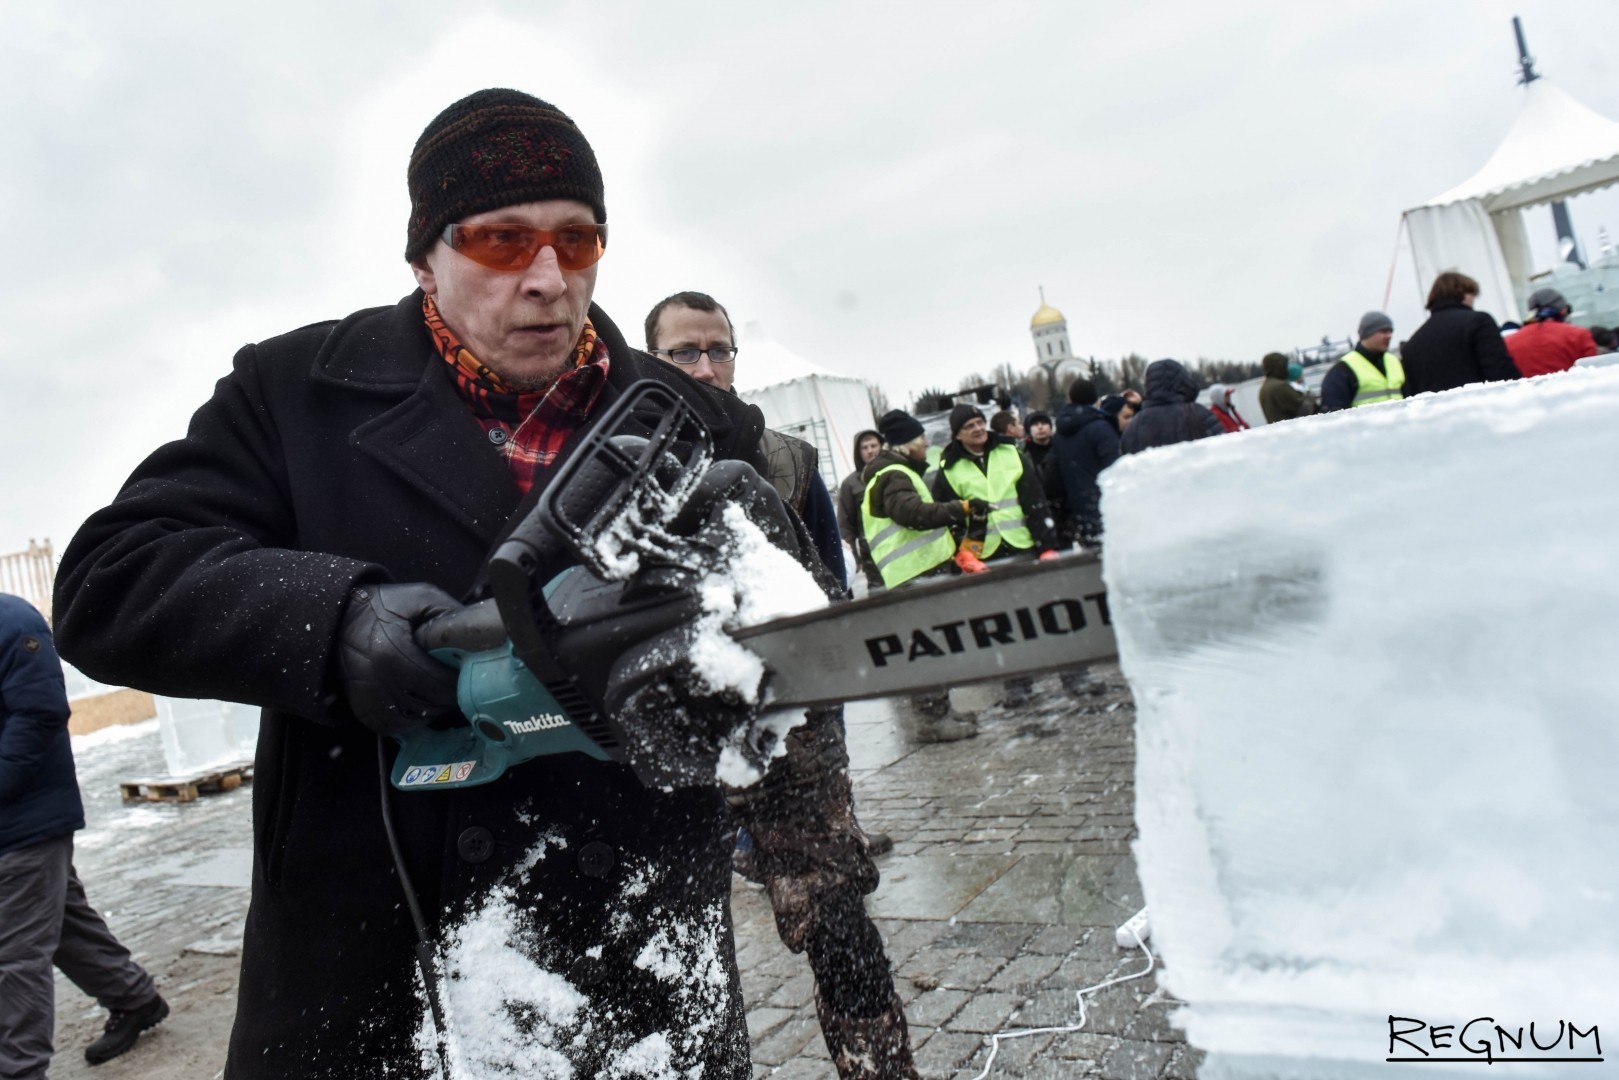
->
<box><xmin>1358</xmin><ymin>310</ymin><xmax>1393</xmax><ymax>339</ymax></box>
<box><xmin>1025</xmin><ymin>411</ymin><xmax>1052</xmax><ymax>427</ymax></box>
<box><xmin>1097</xmin><ymin>395</ymin><xmax>1125</xmax><ymax>418</ymax></box>
<box><xmin>1526</xmin><ymin>287</ymin><xmax>1569</xmax><ymax>319</ymax></box>
<box><xmin>406</xmin><ymin>88</ymin><xmax>606</xmax><ymax>262</ymax></box>
<box><xmin>948</xmin><ymin>403</ymin><xmax>984</xmax><ymax>438</ymax></box>
<box><xmin>876</xmin><ymin>409</ymin><xmax>925</xmax><ymax>447</ymax></box>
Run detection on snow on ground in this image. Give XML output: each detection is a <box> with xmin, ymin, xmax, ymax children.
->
<box><xmin>71</xmin><ymin>716</ymin><xmax>160</xmax><ymax>749</ymax></box>
<box><xmin>1102</xmin><ymin>366</ymin><xmax>1619</xmax><ymax>1076</ymax></box>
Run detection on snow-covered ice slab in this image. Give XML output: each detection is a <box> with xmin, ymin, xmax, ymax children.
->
<box><xmin>1102</xmin><ymin>368</ymin><xmax>1619</xmax><ymax>1077</ymax></box>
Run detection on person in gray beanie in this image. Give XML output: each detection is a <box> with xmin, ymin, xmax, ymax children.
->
<box><xmin>1321</xmin><ymin>310</ymin><xmax>1404</xmax><ymax>411</ymax></box>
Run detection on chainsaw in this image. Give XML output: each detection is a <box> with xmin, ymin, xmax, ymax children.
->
<box><xmin>391</xmin><ymin>380</ymin><xmax>1116</xmax><ymax>792</ymax></box>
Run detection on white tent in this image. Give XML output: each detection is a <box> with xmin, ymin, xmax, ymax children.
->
<box><xmin>1402</xmin><ymin>79</ymin><xmax>1619</xmax><ymax>321</ymax></box>
<box><xmin>734</xmin><ymin>335</ymin><xmax>877</xmax><ymax>491</ymax></box>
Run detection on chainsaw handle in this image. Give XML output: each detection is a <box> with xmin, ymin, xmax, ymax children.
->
<box><xmin>414</xmin><ymin>597</ymin><xmax>507</xmax><ymax>655</ymax></box>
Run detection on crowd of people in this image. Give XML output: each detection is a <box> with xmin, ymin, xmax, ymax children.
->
<box><xmin>835</xmin><ymin>269</ymin><xmax>1608</xmax><ymax>582</ymax></box>
<box><xmin>1322</xmin><ymin>272</ymin><xmax>1604</xmax><ymax>410</ymax></box>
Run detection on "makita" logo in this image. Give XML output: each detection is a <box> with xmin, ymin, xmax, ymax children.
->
<box><xmin>507</xmin><ymin>713</ymin><xmax>570</xmax><ymax>734</ymax></box>
<box><xmin>865</xmin><ymin>594</ymin><xmax>1110</xmax><ymax>667</ymax></box>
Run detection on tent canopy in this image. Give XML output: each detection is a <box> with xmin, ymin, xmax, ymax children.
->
<box><xmin>733</xmin><ymin>332</ymin><xmax>877</xmax><ymax>489</ymax></box>
<box><xmin>1422</xmin><ymin>79</ymin><xmax>1619</xmax><ymax>213</ymax></box>
<box><xmin>1403</xmin><ymin>78</ymin><xmax>1619</xmax><ymax>322</ymax></box>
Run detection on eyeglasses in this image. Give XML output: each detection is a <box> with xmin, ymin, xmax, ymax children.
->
<box><xmin>441</xmin><ymin>222</ymin><xmax>608</xmax><ymax>272</ymax></box>
<box><xmin>651</xmin><ymin>346</ymin><xmax>739</xmax><ymax>365</ymax></box>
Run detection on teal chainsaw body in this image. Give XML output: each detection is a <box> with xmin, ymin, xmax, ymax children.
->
<box><xmin>390</xmin><ymin>576</ymin><xmax>611</xmax><ymax>791</ymax></box>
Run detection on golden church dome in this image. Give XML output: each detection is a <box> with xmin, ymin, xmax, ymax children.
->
<box><xmin>1030</xmin><ymin>302</ymin><xmax>1065</xmax><ymax>328</ymax></box>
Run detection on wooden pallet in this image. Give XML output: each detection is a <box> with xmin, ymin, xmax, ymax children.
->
<box><xmin>120</xmin><ymin>763</ymin><xmax>253</xmax><ymax>804</ymax></box>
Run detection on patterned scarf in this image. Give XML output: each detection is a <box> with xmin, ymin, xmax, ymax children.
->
<box><xmin>424</xmin><ymin>295</ymin><xmax>610</xmax><ymax>494</ymax></box>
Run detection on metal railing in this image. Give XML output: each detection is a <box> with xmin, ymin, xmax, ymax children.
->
<box><xmin>2</xmin><ymin>539</ymin><xmax>55</xmax><ymax>623</ymax></box>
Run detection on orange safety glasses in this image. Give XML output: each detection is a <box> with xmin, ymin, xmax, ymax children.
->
<box><xmin>441</xmin><ymin>222</ymin><xmax>608</xmax><ymax>272</ymax></box>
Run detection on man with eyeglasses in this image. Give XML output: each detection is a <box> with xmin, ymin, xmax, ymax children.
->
<box><xmin>52</xmin><ymin>89</ymin><xmax>880</xmax><ymax>1079</ymax></box>
<box><xmin>645</xmin><ymin>292</ymin><xmax>844</xmax><ymax>583</ymax></box>
<box><xmin>646</xmin><ymin>291</ymin><xmax>919</xmax><ymax>1080</ymax></box>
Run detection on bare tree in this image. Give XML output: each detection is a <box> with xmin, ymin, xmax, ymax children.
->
<box><xmin>866</xmin><ymin>381</ymin><xmax>890</xmax><ymax>419</ymax></box>
<box><xmin>1116</xmin><ymin>354</ymin><xmax>1150</xmax><ymax>394</ymax></box>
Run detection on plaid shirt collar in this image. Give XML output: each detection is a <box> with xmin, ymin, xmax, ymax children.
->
<box><xmin>424</xmin><ymin>295</ymin><xmax>610</xmax><ymax>494</ymax></box>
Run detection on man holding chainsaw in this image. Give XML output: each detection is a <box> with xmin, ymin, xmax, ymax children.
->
<box><xmin>53</xmin><ymin>89</ymin><xmax>916</xmax><ymax>1079</ymax></box>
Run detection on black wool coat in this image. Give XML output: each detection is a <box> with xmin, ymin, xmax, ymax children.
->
<box><xmin>1400</xmin><ymin>301</ymin><xmax>1520</xmax><ymax>397</ymax></box>
<box><xmin>54</xmin><ymin>293</ymin><xmax>768</xmax><ymax>1079</ymax></box>
<box><xmin>1050</xmin><ymin>404</ymin><xmax>1120</xmax><ymax>531</ymax></box>
<box><xmin>1119</xmin><ymin>359</ymin><xmax>1223</xmax><ymax>454</ymax></box>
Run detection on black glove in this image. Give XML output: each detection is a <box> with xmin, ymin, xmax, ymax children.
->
<box><xmin>600</xmin><ymin>623</ymin><xmax>763</xmax><ymax>790</ymax></box>
<box><xmin>966</xmin><ymin>498</ymin><xmax>991</xmax><ymax>519</ymax></box>
<box><xmin>336</xmin><ymin>583</ymin><xmax>461</xmax><ymax>736</ymax></box>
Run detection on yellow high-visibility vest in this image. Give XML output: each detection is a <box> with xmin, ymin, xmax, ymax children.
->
<box><xmin>1342</xmin><ymin>350</ymin><xmax>1406</xmax><ymax>407</ymax></box>
<box><xmin>941</xmin><ymin>445</ymin><xmax>1035</xmax><ymax>558</ymax></box>
<box><xmin>862</xmin><ymin>465</ymin><xmax>958</xmax><ymax>588</ymax></box>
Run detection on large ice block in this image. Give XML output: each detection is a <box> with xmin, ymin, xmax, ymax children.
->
<box><xmin>155</xmin><ymin>695</ymin><xmax>259</xmax><ymax>776</ymax></box>
<box><xmin>1102</xmin><ymin>368</ymin><xmax>1619</xmax><ymax>1077</ymax></box>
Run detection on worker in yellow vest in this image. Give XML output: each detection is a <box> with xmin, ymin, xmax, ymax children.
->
<box><xmin>930</xmin><ymin>404</ymin><xmax>1060</xmax><ymax>708</ymax></box>
<box><xmin>1321</xmin><ymin>311</ymin><xmax>1406</xmax><ymax>411</ymax></box>
<box><xmin>861</xmin><ymin>410</ymin><xmax>988</xmax><ymax>587</ymax></box>
<box><xmin>861</xmin><ymin>409</ymin><xmax>985</xmax><ymax>741</ymax></box>
<box><xmin>930</xmin><ymin>405</ymin><xmax>1059</xmax><ymax>564</ymax></box>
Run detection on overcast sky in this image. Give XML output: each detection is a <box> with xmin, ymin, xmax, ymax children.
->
<box><xmin>4</xmin><ymin>0</ymin><xmax>1617</xmax><ymax>555</ymax></box>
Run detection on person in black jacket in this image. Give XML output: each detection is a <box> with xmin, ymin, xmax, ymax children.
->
<box><xmin>53</xmin><ymin>90</ymin><xmax>914</xmax><ymax>1080</ymax></box>
<box><xmin>1119</xmin><ymin>360</ymin><xmax>1223</xmax><ymax>454</ymax></box>
<box><xmin>0</xmin><ymin>595</ymin><xmax>167</xmax><ymax>1075</ymax></box>
<box><xmin>1401</xmin><ymin>271</ymin><xmax>1520</xmax><ymax>396</ymax></box>
<box><xmin>1052</xmin><ymin>378</ymin><xmax>1120</xmax><ymax>546</ymax></box>
<box><xmin>835</xmin><ymin>428</ymin><xmax>884</xmax><ymax>589</ymax></box>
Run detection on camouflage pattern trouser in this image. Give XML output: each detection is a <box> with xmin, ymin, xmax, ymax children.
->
<box><xmin>727</xmin><ymin>707</ymin><xmax>919</xmax><ymax>1080</ymax></box>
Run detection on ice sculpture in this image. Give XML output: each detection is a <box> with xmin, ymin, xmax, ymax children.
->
<box><xmin>1102</xmin><ymin>367</ymin><xmax>1619</xmax><ymax>1077</ymax></box>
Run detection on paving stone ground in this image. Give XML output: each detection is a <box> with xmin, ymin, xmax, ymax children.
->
<box><xmin>738</xmin><ymin>666</ymin><xmax>1199</xmax><ymax>1080</ymax></box>
<box><xmin>48</xmin><ymin>663</ymin><xmax>1200</xmax><ymax>1079</ymax></box>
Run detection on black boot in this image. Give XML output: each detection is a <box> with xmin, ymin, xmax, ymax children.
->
<box><xmin>85</xmin><ymin>994</ymin><xmax>168</xmax><ymax>1065</ymax></box>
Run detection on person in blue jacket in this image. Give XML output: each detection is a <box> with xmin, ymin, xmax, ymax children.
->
<box><xmin>0</xmin><ymin>594</ymin><xmax>167</xmax><ymax>1075</ymax></box>
<box><xmin>1118</xmin><ymin>359</ymin><xmax>1224</xmax><ymax>454</ymax></box>
<box><xmin>1052</xmin><ymin>378</ymin><xmax>1122</xmax><ymax>546</ymax></box>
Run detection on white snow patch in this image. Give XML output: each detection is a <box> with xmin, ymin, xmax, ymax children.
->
<box><xmin>71</xmin><ymin>717</ymin><xmax>160</xmax><ymax>748</ymax></box>
<box><xmin>515</xmin><ymin>829</ymin><xmax>566</xmax><ymax>875</ymax></box>
<box><xmin>713</xmin><ymin>707</ymin><xmax>802</xmax><ymax>788</ymax></box>
<box><xmin>422</xmin><ymin>886</ymin><xmax>587</xmax><ymax>1080</ymax></box>
<box><xmin>419</xmin><ymin>855</ymin><xmax>736</xmax><ymax>1078</ymax></box>
<box><xmin>685</xmin><ymin>507</ymin><xmax>826</xmax><ymax>785</ymax></box>
<box><xmin>603</xmin><ymin>1032</ymin><xmax>677</xmax><ymax>1080</ymax></box>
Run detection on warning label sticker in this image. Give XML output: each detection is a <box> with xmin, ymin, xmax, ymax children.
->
<box><xmin>400</xmin><ymin>761</ymin><xmax>477</xmax><ymax>787</ymax></box>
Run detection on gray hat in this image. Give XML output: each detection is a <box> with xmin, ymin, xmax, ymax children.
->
<box><xmin>1358</xmin><ymin>311</ymin><xmax>1394</xmax><ymax>339</ymax></box>
<box><xmin>1526</xmin><ymin>287</ymin><xmax>1568</xmax><ymax>314</ymax></box>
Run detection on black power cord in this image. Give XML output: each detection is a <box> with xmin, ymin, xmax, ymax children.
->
<box><xmin>376</xmin><ymin>736</ymin><xmax>449</xmax><ymax>1071</ymax></box>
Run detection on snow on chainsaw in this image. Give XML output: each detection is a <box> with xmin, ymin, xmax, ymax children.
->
<box><xmin>393</xmin><ymin>380</ymin><xmax>829</xmax><ymax>794</ymax></box>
